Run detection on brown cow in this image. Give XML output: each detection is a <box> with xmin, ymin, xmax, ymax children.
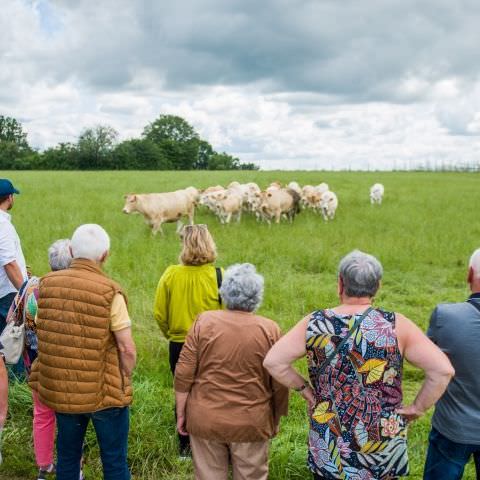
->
<box><xmin>258</xmin><ymin>188</ymin><xmax>301</xmax><ymax>224</ymax></box>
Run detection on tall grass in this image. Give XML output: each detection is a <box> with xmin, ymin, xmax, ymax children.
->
<box><xmin>0</xmin><ymin>170</ymin><xmax>478</xmax><ymax>479</ymax></box>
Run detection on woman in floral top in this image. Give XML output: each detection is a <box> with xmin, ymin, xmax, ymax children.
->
<box><xmin>265</xmin><ymin>250</ymin><xmax>454</xmax><ymax>479</ymax></box>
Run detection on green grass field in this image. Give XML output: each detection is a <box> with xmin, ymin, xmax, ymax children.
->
<box><xmin>0</xmin><ymin>170</ymin><xmax>479</xmax><ymax>479</ymax></box>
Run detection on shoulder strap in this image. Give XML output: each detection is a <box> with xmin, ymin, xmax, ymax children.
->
<box><xmin>317</xmin><ymin>306</ymin><xmax>374</xmax><ymax>377</ymax></box>
<box><xmin>468</xmin><ymin>299</ymin><xmax>480</xmax><ymax>314</ymax></box>
<box><xmin>6</xmin><ymin>278</ymin><xmax>32</xmax><ymax>325</ymax></box>
<box><xmin>215</xmin><ymin>267</ymin><xmax>222</xmax><ymax>305</ymax></box>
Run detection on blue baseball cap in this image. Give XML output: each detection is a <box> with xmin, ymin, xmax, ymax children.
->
<box><xmin>0</xmin><ymin>179</ymin><xmax>20</xmax><ymax>196</ymax></box>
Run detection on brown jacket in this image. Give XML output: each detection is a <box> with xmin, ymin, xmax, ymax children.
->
<box><xmin>29</xmin><ymin>259</ymin><xmax>133</xmax><ymax>413</ymax></box>
<box><xmin>175</xmin><ymin>310</ymin><xmax>289</xmax><ymax>442</ymax></box>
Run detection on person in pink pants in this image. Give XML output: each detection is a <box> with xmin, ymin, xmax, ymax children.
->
<box><xmin>32</xmin><ymin>391</ymin><xmax>56</xmax><ymax>472</ymax></box>
<box><xmin>7</xmin><ymin>239</ymin><xmax>73</xmax><ymax>479</ymax></box>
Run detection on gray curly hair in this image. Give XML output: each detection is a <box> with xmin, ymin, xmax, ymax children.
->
<box><xmin>220</xmin><ymin>263</ymin><xmax>264</xmax><ymax>312</ymax></box>
<box><xmin>48</xmin><ymin>239</ymin><xmax>73</xmax><ymax>271</ymax></box>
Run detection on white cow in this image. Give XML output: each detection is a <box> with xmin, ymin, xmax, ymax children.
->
<box><xmin>184</xmin><ymin>186</ymin><xmax>200</xmax><ymax>205</ymax></box>
<box><xmin>244</xmin><ymin>183</ymin><xmax>261</xmax><ymax>212</ymax></box>
<box><xmin>122</xmin><ymin>189</ymin><xmax>195</xmax><ymax>235</ymax></box>
<box><xmin>319</xmin><ymin>191</ymin><xmax>338</xmax><ymax>221</ymax></box>
<box><xmin>301</xmin><ymin>185</ymin><xmax>317</xmax><ymax>208</ymax></box>
<box><xmin>198</xmin><ymin>188</ymin><xmax>226</xmax><ymax>214</ymax></box>
<box><xmin>370</xmin><ymin>183</ymin><xmax>385</xmax><ymax>204</ymax></box>
<box><xmin>266</xmin><ymin>181</ymin><xmax>282</xmax><ymax>193</ymax></box>
<box><xmin>202</xmin><ymin>185</ymin><xmax>224</xmax><ymax>194</ymax></box>
<box><xmin>246</xmin><ymin>182</ymin><xmax>261</xmax><ymax>193</ymax></box>
<box><xmin>287</xmin><ymin>181</ymin><xmax>302</xmax><ymax>195</ymax></box>
<box><xmin>228</xmin><ymin>182</ymin><xmax>250</xmax><ymax>201</ymax></box>
<box><xmin>215</xmin><ymin>189</ymin><xmax>243</xmax><ymax>224</ymax></box>
<box><xmin>315</xmin><ymin>183</ymin><xmax>329</xmax><ymax>195</ymax></box>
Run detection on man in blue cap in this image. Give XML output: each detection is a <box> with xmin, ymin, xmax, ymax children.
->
<box><xmin>0</xmin><ymin>179</ymin><xmax>27</xmax><ymax>335</ymax></box>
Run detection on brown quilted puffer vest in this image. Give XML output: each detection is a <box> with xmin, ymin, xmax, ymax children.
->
<box><xmin>29</xmin><ymin>258</ymin><xmax>133</xmax><ymax>413</ymax></box>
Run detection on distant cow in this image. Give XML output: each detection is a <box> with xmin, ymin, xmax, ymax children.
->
<box><xmin>122</xmin><ymin>188</ymin><xmax>195</xmax><ymax>235</ymax></box>
<box><xmin>227</xmin><ymin>181</ymin><xmax>241</xmax><ymax>189</ymax></box>
<box><xmin>266</xmin><ymin>181</ymin><xmax>282</xmax><ymax>193</ymax></box>
<box><xmin>244</xmin><ymin>183</ymin><xmax>261</xmax><ymax>212</ymax></box>
<box><xmin>202</xmin><ymin>185</ymin><xmax>224</xmax><ymax>194</ymax></box>
<box><xmin>199</xmin><ymin>187</ymin><xmax>228</xmax><ymax>214</ymax></box>
<box><xmin>258</xmin><ymin>188</ymin><xmax>301</xmax><ymax>224</ymax></box>
<box><xmin>315</xmin><ymin>183</ymin><xmax>329</xmax><ymax>195</ymax></box>
<box><xmin>301</xmin><ymin>185</ymin><xmax>317</xmax><ymax>209</ymax></box>
<box><xmin>287</xmin><ymin>181</ymin><xmax>302</xmax><ymax>195</ymax></box>
<box><xmin>184</xmin><ymin>186</ymin><xmax>200</xmax><ymax>204</ymax></box>
<box><xmin>319</xmin><ymin>191</ymin><xmax>338</xmax><ymax>221</ymax></box>
<box><xmin>370</xmin><ymin>183</ymin><xmax>385</xmax><ymax>204</ymax></box>
<box><xmin>215</xmin><ymin>190</ymin><xmax>243</xmax><ymax>224</ymax></box>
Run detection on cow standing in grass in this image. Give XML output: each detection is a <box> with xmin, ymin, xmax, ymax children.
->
<box><xmin>215</xmin><ymin>189</ymin><xmax>244</xmax><ymax>224</ymax></box>
<box><xmin>319</xmin><ymin>190</ymin><xmax>338</xmax><ymax>221</ymax></box>
<box><xmin>258</xmin><ymin>189</ymin><xmax>301</xmax><ymax>224</ymax></box>
<box><xmin>370</xmin><ymin>183</ymin><xmax>385</xmax><ymax>204</ymax></box>
<box><xmin>122</xmin><ymin>188</ymin><xmax>196</xmax><ymax>235</ymax></box>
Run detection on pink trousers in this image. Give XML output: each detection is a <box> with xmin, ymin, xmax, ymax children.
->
<box><xmin>32</xmin><ymin>391</ymin><xmax>56</xmax><ymax>468</ymax></box>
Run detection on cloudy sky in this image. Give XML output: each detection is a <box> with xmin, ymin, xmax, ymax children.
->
<box><xmin>2</xmin><ymin>0</ymin><xmax>480</xmax><ymax>170</ymax></box>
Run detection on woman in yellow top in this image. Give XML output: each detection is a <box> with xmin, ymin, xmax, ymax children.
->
<box><xmin>154</xmin><ymin>224</ymin><xmax>222</xmax><ymax>457</ymax></box>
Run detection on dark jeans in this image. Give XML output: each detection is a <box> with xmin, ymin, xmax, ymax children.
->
<box><xmin>0</xmin><ymin>292</ymin><xmax>25</xmax><ymax>381</ymax></box>
<box><xmin>169</xmin><ymin>341</ymin><xmax>190</xmax><ymax>453</ymax></box>
<box><xmin>0</xmin><ymin>292</ymin><xmax>16</xmax><ymax>332</ymax></box>
<box><xmin>56</xmin><ymin>407</ymin><xmax>130</xmax><ymax>480</ymax></box>
<box><xmin>424</xmin><ymin>428</ymin><xmax>480</xmax><ymax>479</ymax></box>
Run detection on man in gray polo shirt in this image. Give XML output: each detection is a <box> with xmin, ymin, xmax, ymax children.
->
<box><xmin>424</xmin><ymin>248</ymin><xmax>480</xmax><ymax>479</ymax></box>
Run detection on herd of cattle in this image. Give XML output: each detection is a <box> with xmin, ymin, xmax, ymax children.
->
<box><xmin>122</xmin><ymin>181</ymin><xmax>385</xmax><ymax>235</ymax></box>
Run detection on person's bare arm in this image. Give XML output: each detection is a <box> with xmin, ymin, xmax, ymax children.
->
<box><xmin>113</xmin><ymin>327</ymin><xmax>137</xmax><ymax>378</ymax></box>
<box><xmin>264</xmin><ymin>317</ymin><xmax>316</xmax><ymax>414</ymax></box>
<box><xmin>0</xmin><ymin>359</ymin><xmax>8</xmax><ymax>428</ymax></box>
<box><xmin>4</xmin><ymin>260</ymin><xmax>23</xmax><ymax>290</ymax></box>
<box><xmin>396</xmin><ymin>313</ymin><xmax>454</xmax><ymax>421</ymax></box>
<box><xmin>268</xmin><ymin>326</ymin><xmax>290</xmax><ymax>433</ymax></box>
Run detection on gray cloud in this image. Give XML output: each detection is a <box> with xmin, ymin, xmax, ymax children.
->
<box><xmin>42</xmin><ymin>0</ymin><xmax>480</xmax><ymax>102</ymax></box>
<box><xmin>2</xmin><ymin>0</ymin><xmax>480</xmax><ymax>168</ymax></box>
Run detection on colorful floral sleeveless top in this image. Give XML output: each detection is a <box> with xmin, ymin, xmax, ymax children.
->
<box><xmin>306</xmin><ymin>308</ymin><xmax>409</xmax><ymax>479</ymax></box>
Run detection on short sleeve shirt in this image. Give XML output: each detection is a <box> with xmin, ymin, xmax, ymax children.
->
<box><xmin>0</xmin><ymin>210</ymin><xmax>27</xmax><ymax>298</ymax></box>
<box><xmin>31</xmin><ymin>292</ymin><xmax>131</xmax><ymax>336</ymax></box>
<box><xmin>428</xmin><ymin>297</ymin><xmax>480</xmax><ymax>444</ymax></box>
<box><xmin>110</xmin><ymin>294</ymin><xmax>131</xmax><ymax>332</ymax></box>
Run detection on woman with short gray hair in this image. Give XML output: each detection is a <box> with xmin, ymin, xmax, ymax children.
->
<box><xmin>6</xmin><ymin>239</ymin><xmax>73</xmax><ymax>479</ymax></box>
<box><xmin>338</xmin><ymin>250</ymin><xmax>383</xmax><ymax>298</ymax></box>
<box><xmin>175</xmin><ymin>263</ymin><xmax>288</xmax><ymax>480</ymax></box>
<box><xmin>48</xmin><ymin>239</ymin><xmax>72</xmax><ymax>271</ymax></box>
<box><xmin>219</xmin><ymin>263</ymin><xmax>264</xmax><ymax>312</ymax></box>
<box><xmin>264</xmin><ymin>250</ymin><xmax>454</xmax><ymax>480</ymax></box>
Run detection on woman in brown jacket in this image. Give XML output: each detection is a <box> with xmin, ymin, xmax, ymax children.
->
<box><xmin>174</xmin><ymin>263</ymin><xmax>288</xmax><ymax>480</ymax></box>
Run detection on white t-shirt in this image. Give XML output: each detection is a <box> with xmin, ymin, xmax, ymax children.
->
<box><xmin>0</xmin><ymin>210</ymin><xmax>27</xmax><ymax>298</ymax></box>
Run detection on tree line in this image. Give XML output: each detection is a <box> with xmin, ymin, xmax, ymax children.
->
<box><xmin>0</xmin><ymin>114</ymin><xmax>258</xmax><ymax>170</ymax></box>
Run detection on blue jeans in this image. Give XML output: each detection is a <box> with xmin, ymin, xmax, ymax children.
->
<box><xmin>0</xmin><ymin>292</ymin><xmax>25</xmax><ymax>381</ymax></box>
<box><xmin>56</xmin><ymin>407</ymin><xmax>131</xmax><ymax>480</ymax></box>
<box><xmin>0</xmin><ymin>292</ymin><xmax>16</xmax><ymax>332</ymax></box>
<box><xmin>424</xmin><ymin>428</ymin><xmax>480</xmax><ymax>479</ymax></box>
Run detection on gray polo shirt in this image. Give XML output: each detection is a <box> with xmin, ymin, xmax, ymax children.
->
<box><xmin>427</xmin><ymin>294</ymin><xmax>480</xmax><ymax>444</ymax></box>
